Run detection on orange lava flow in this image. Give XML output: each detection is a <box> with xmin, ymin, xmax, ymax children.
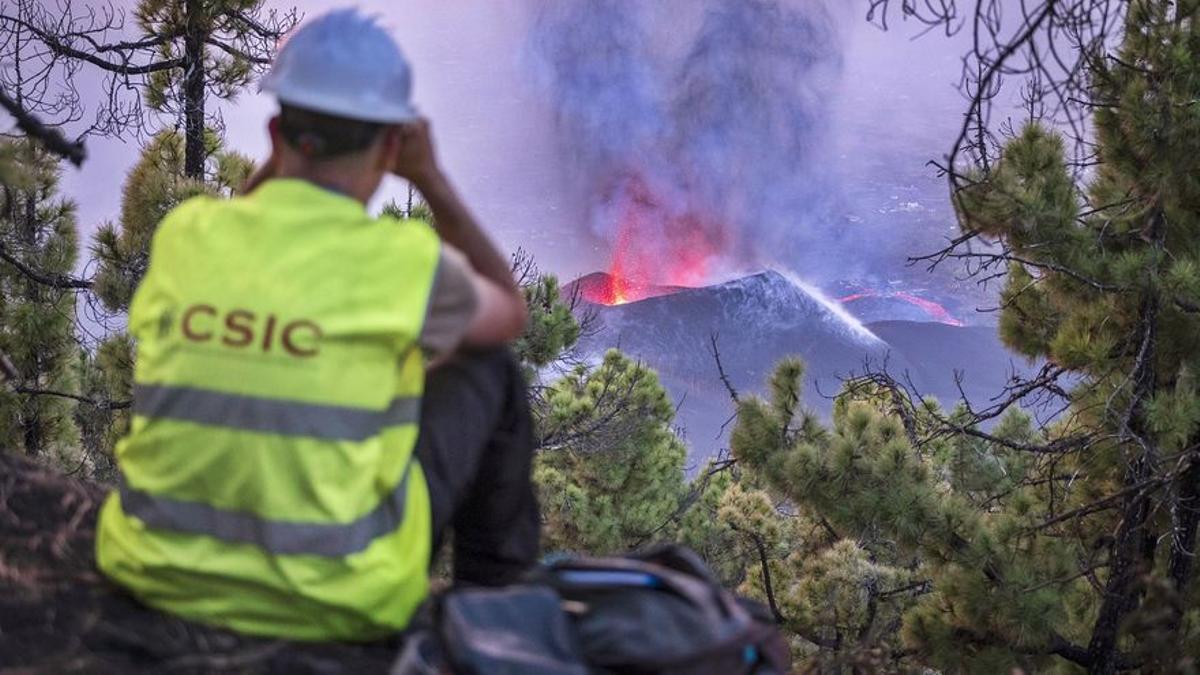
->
<box><xmin>839</xmin><ymin>290</ymin><xmax>963</xmax><ymax>326</ymax></box>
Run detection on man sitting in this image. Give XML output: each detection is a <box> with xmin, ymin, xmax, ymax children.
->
<box><xmin>95</xmin><ymin>8</ymin><xmax>540</xmax><ymax>641</ymax></box>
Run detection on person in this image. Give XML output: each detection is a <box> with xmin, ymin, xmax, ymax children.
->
<box><xmin>94</xmin><ymin>8</ymin><xmax>540</xmax><ymax>641</ymax></box>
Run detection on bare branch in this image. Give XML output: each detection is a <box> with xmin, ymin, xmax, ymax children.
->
<box><xmin>0</xmin><ymin>13</ymin><xmax>185</xmax><ymax>76</ymax></box>
<box><xmin>708</xmin><ymin>332</ymin><xmax>739</xmax><ymax>405</ymax></box>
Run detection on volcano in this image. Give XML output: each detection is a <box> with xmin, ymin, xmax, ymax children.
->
<box><xmin>568</xmin><ymin>270</ymin><xmax>1034</xmax><ymax>460</ymax></box>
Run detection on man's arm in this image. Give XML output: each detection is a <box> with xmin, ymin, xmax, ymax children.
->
<box><xmin>394</xmin><ymin>120</ymin><xmax>528</xmax><ymax>346</ymax></box>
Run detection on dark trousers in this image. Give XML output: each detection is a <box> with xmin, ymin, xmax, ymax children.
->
<box><xmin>414</xmin><ymin>349</ymin><xmax>540</xmax><ymax>585</ymax></box>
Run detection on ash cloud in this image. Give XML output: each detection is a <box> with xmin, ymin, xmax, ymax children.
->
<box><xmin>527</xmin><ymin>0</ymin><xmax>847</xmax><ymax>284</ymax></box>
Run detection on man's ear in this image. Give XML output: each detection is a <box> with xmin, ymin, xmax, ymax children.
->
<box><xmin>267</xmin><ymin>116</ymin><xmax>284</xmax><ymax>150</ymax></box>
<box><xmin>375</xmin><ymin>127</ymin><xmax>403</xmax><ymax>172</ymax></box>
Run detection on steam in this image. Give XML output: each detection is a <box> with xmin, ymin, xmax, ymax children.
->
<box><xmin>771</xmin><ymin>268</ymin><xmax>882</xmax><ymax>343</ymax></box>
<box><xmin>528</xmin><ymin>0</ymin><xmax>845</xmax><ymax>285</ymax></box>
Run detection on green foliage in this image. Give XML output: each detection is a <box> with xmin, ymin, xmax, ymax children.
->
<box><xmin>718</xmin><ymin>361</ymin><xmax>1095</xmax><ymax>671</ymax></box>
<box><xmin>535</xmin><ymin>350</ymin><xmax>687</xmax><ymax>555</ymax></box>
<box><xmin>0</xmin><ymin>141</ymin><xmax>80</xmax><ymax>465</ymax></box>
<box><xmin>513</xmin><ymin>275</ymin><xmax>580</xmax><ymax>374</ymax></box>
<box><xmin>380</xmin><ymin>187</ymin><xmax>435</xmax><ymax>224</ymax></box>
<box><xmin>943</xmin><ymin>3</ymin><xmax>1200</xmax><ymax>668</ymax></box>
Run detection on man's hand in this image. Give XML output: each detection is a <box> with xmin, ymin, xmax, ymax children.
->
<box><xmin>396</xmin><ymin>118</ymin><xmax>528</xmax><ymax>348</ymax></box>
<box><xmin>392</xmin><ymin>118</ymin><xmax>441</xmax><ymax>185</ymax></box>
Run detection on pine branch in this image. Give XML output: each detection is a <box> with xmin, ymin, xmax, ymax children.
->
<box><xmin>63</xmin><ymin>31</ymin><xmax>173</xmax><ymax>55</ymax></box>
<box><xmin>202</xmin><ymin>37</ymin><xmax>271</xmax><ymax>65</ymax></box>
<box><xmin>1028</xmin><ymin>475</ymin><xmax>1169</xmax><ymax>535</ymax></box>
<box><xmin>843</xmin><ymin>363</ymin><xmax>1083</xmax><ymax>457</ymax></box>
<box><xmin>0</xmin><ymin>350</ymin><xmax>129</xmax><ymax>410</ymax></box>
<box><xmin>950</xmin><ymin>627</ymin><xmax>1137</xmax><ymax>671</ymax></box>
<box><xmin>225</xmin><ymin>9</ymin><xmax>292</xmax><ymax>39</ymax></box>
<box><xmin>874</xmin><ymin>579</ymin><xmax>932</xmax><ymax>600</ymax></box>
<box><xmin>1175</xmin><ymin>296</ymin><xmax>1200</xmax><ymax>314</ymax></box>
<box><xmin>0</xmin><ymin>88</ymin><xmax>85</xmax><ymax>166</ymax></box>
<box><xmin>11</xmin><ymin>385</ymin><xmax>131</xmax><ymax>411</ymax></box>
<box><xmin>0</xmin><ymin>241</ymin><xmax>93</xmax><ymax>289</ymax></box>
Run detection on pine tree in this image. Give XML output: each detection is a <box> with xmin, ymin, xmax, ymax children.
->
<box><xmin>0</xmin><ymin>141</ymin><xmax>80</xmax><ymax>465</ymax></box>
<box><xmin>72</xmin><ymin>335</ymin><xmax>134</xmax><ymax>482</ymax></box>
<box><xmin>536</xmin><ymin>349</ymin><xmax>687</xmax><ymax>555</ymax></box>
<box><xmin>380</xmin><ymin>185</ymin><xmax>435</xmax><ymax>224</ymax></box>
<box><xmin>950</xmin><ymin>2</ymin><xmax>1200</xmax><ymax>670</ymax></box>
<box><xmin>513</xmin><ymin>274</ymin><xmax>581</xmax><ymax>377</ymax></box>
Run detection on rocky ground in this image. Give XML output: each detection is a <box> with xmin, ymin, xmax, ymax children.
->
<box><xmin>0</xmin><ymin>453</ymin><xmax>398</xmax><ymax>674</ymax></box>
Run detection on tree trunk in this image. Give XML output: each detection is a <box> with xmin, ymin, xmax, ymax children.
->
<box><xmin>1087</xmin><ymin>213</ymin><xmax>1164</xmax><ymax>674</ymax></box>
<box><xmin>182</xmin><ymin>0</ymin><xmax>206</xmax><ymax>180</ymax></box>
<box><xmin>1167</xmin><ymin>456</ymin><xmax>1200</xmax><ymax>633</ymax></box>
<box><xmin>1085</xmin><ymin>481</ymin><xmax>1151</xmax><ymax>674</ymax></box>
<box><xmin>22</xmin><ymin>405</ymin><xmax>42</xmax><ymax>457</ymax></box>
<box><xmin>17</xmin><ymin>187</ymin><xmax>40</xmax><ymax>457</ymax></box>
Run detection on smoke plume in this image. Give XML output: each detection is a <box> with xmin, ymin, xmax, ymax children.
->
<box><xmin>528</xmin><ymin>0</ymin><xmax>845</xmax><ymax>291</ymax></box>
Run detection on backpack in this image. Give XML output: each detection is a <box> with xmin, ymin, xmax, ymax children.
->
<box><xmin>391</xmin><ymin>545</ymin><xmax>790</xmax><ymax>675</ymax></box>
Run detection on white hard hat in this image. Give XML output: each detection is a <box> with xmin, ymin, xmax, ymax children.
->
<box><xmin>261</xmin><ymin>9</ymin><xmax>418</xmax><ymax>124</ymax></box>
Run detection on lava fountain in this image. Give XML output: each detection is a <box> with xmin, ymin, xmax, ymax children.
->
<box><xmin>582</xmin><ymin>176</ymin><xmax>729</xmax><ymax>306</ymax></box>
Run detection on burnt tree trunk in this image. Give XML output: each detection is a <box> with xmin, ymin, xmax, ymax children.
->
<box><xmin>182</xmin><ymin>0</ymin><xmax>207</xmax><ymax>180</ymax></box>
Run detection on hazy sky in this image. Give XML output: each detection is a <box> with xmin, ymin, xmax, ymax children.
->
<box><xmin>51</xmin><ymin>1</ymin><xmax>998</xmax><ymax>284</ymax></box>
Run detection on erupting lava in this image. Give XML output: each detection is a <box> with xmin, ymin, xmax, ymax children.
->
<box><xmin>574</xmin><ymin>272</ymin><xmax>683</xmax><ymax>306</ymax></box>
<box><xmin>588</xmin><ymin>176</ymin><xmax>728</xmax><ymax>306</ymax></box>
<box><xmin>839</xmin><ymin>289</ymin><xmax>963</xmax><ymax>326</ymax></box>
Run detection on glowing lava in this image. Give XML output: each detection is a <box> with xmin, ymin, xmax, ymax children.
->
<box><xmin>590</xmin><ymin>176</ymin><xmax>727</xmax><ymax>306</ymax></box>
<box><xmin>574</xmin><ymin>272</ymin><xmax>682</xmax><ymax>306</ymax></box>
<box><xmin>839</xmin><ymin>289</ymin><xmax>964</xmax><ymax>326</ymax></box>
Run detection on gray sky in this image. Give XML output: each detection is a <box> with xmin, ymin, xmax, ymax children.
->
<box><xmin>53</xmin><ymin>1</ymin><xmax>997</xmax><ymax>284</ymax></box>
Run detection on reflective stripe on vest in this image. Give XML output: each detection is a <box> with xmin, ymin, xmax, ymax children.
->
<box><xmin>134</xmin><ymin>383</ymin><xmax>421</xmax><ymax>441</ymax></box>
<box><xmin>119</xmin><ymin>459</ymin><xmax>414</xmax><ymax>557</ymax></box>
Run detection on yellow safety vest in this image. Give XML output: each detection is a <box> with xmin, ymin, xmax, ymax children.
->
<box><xmin>96</xmin><ymin>179</ymin><xmax>440</xmax><ymax>641</ymax></box>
